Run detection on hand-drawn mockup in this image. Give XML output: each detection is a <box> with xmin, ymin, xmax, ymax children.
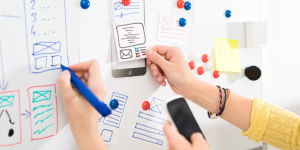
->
<box><xmin>27</xmin><ymin>85</ymin><xmax>58</xmax><ymax>140</ymax></box>
<box><xmin>157</xmin><ymin>14</ymin><xmax>190</xmax><ymax>46</ymax></box>
<box><xmin>98</xmin><ymin>92</ymin><xmax>128</xmax><ymax>146</ymax></box>
<box><xmin>113</xmin><ymin>23</ymin><xmax>148</xmax><ymax>62</ymax></box>
<box><xmin>24</xmin><ymin>0</ymin><xmax>69</xmax><ymax>73</ymax></box>
<box><xmin>128</xmin><ymin>85</ymin><xmax>174</xmax><ymax>150</ymax></box>
<box><xmin>0</xmin><ymin>90</ymin><xmax>21</xmax><ymax>147</ymax></box>
<box><xmin>112</xmin><ymin>0</ymin><xmax>144</xmax><ymax>20</ymax></box>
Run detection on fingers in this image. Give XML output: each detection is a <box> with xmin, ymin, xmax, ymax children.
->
<box><xmin>191</xmin><ymin>133</ymin><xmax>209</xmax><ymax>149</ymax></box>
<box><xmin>146</xmin><ymin>49</ymin><xmax>169</xmax><ymax>71</ymax></box>
<box><xmin>163</xmin><ymin>121</ymin><xmax>180</xmax><ymax>142</ymax></box>
<box><xmin>151</xmin><ymin>45</ymin><xmax>172</xmax><ymax>56</ymax></box>
<box><xmin>69</xmin><ymin>59</ymin><xmax>101</xmax><ymax>79</ymax></box>
<box><xmin>150</xmin><ymin>64</ymin><xmax>166</xmax><ymax>86</ymax></box>
<box><xmin>57</xmin><ymin>71</ymin><xmax>77</xmax><ymax>102</ymax></box>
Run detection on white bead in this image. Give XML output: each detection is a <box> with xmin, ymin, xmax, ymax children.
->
<box><xmin>205</xmin><ymin>61</ymin><xmax>212</xmax><ymax>70</ymax></box>
<box><xmin>189</xmin><ymin>53</ymin><xmax>198</xmax><ymax>62</ymax></box>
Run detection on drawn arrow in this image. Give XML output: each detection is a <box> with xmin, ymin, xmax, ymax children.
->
<box><xmin>21</xmin><ymin>110</ymin><xmax>31</xmax><ymax>119</ymax></box>
<box><xmin>0</xmin><ymin>34</ymin><xmax>9</xmax><ymax>90</ymax></box>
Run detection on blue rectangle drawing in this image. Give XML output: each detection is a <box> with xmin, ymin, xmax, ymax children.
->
<box><xmin>132</xmin><ymin>132</ymin><xmax>163</xmax><ymax>146</ymax></box>
<box><xmin>24</xmin><ymin>0</ymin><xmax>69</xmax><ymax>74</ymax></box>
<box><xmin>135</xmin><ymin>123</ymin><xmax>164</xmax><ymax>136</ymax></box>
<box><xmin>138</xmin><ymin>111</ymin><xmax>166</xmax><ymax>124</ymax></box>
<box><xmin>113</xmin><ymin>0</ymin><xmax>141</xmax><ymax>19</ymax></box>
<box><xmin>103</xmin><ymin>92</ymin><xmax>128</xmax><ymax>128</ymax></box>
<box><xmin>114</xmin><ymin>2</ymin><xmax>123</xmax><ymax>10</ymax></box>
<box><xmin>101</xmin><ymin>129</ymin><xmax>113</xmax><ymax>142</ymax></box>
<box><xmin>33</xmin><ymin>42</ymin><xmax>61</xmax><ymax>56</ymax></box>
<box><xmin>149</xmin><ymin>97</ymin><xmax>164</xmax><ymax>114</ymax></box>
<box><xmin>0</xmin><ymin>95</ymin><xmax>14</xmax><ymax>108</ymax></box>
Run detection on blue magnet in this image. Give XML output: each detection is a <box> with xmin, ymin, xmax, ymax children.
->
<box><xmin>184</xmin><ymin>1</ymin><xmax>192</xmax><ymax>11</ymax></box>
<box><xmin>80</xmin><ymin>0</ymin><xmax>90</xmax><ymax>9</ymax></box>
<box><xmin>110</xmin><ymin>99</ymin><xmax>119</xmax><ymax>110</ymax></box>
<box><xmin>179</xmin><ymin>18</ymin><xmax>186</xmax><ymax>27</ymax></box>
<box><xmin>225</xmin><ymin>10</ymin><xmax>232</xmax><ymax>18</ymax></box>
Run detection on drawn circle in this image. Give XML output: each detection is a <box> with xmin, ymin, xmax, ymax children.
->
<box><xmin>8</xmin><ymin>129</ymin><xmax>14</xmax><ymax>137</ymax></box>
<box><xmin>228</xmin><ymin>50</ymin><xmax>233</xmax><ymax>56</ymax></box>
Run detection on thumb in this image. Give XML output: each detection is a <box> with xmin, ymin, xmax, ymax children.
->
<box><xmin>146</xmin><ymin>49</ymin><xmax>169</xmax><ymax>71</ymax></box>
<box><xmin>163</xmin><ymin>121</ymin><xmax>181</xmax><ymax>142</ymax></box>
<box><xmin>57</xmin><ymin>70</ymin><xmax>77</xmax><ymax>102</ymax></box>
<box><xmin>190</xmin><ymin>133</ymin><xmax>208</xmax><ymax>149</ymax></box>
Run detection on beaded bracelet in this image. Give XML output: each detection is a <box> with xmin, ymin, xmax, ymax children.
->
<box><xmin>207</xmin><ymin>85</ymin><xmax>222</xmax><ymax>119</ymax></box>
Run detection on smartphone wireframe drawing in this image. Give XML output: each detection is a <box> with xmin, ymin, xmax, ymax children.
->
<box><xmin>110</xmin><ymin>0</ymin><xmax>147</xmax><ymax>78</ymax></box>
<box><xmin>165</xmin><ymin>96</ymin><xmax>205</xmax><ymax>142</ymax></box>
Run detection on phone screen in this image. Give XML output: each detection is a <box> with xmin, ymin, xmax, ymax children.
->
<box><xmin>167</xmin><ymin>98</ymin><xmax>204</xmax><ymax>142</ymax></box>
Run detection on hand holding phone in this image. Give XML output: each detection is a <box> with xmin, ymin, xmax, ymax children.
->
<box><xmin>165</xmin><ymin>96</ymin><xmax>205</xmax><ymax>142</ymax></box>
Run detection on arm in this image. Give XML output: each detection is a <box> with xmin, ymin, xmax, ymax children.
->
<box><xmin>57</xmin><ymin>60</ymin><xmax>108</xmax><ymax>150</ymax></box>
<box><xmin>145</xmin><ymin>46</ymin><xmax>252</xmax><ymax>131</ymax></box>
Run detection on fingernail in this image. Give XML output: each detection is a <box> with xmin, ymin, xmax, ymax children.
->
<box><xmin>146</xmin><ymin>49</ymin><xmax>152</xmax><ymax>56</ymax></box>
<box><xmin>156</xmin><ymin>77</ymin><xmax>161</xmax><ymax>82</ymax></box>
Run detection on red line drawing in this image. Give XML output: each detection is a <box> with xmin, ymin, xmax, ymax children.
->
<box><xmin>175</xmin><ymin>29</ymin><xmax>186</xmax><ymax>32</ymax></box>
<box><xmin>160</xmin><ymin>32</ymin><xmax>186</xmax><ymax>36</ymax></box>
<box><xmin>161</xmin><ymin>17</ymin><xmax>173</xmax><ymax>30</ymax></box>
<box><xmin>0</xmin><ymin>90</ymin><xmax>21</xmax><ymax>147</ymax></box>
<box><xmin>27</xmin><ymin>84</ymin><xmax>58</xmax><ymax>141</ymax></box>
<box><xmin>159</xmin><ymin>36</ymin><xmax>186</xmax><ymax>41</ymax></box>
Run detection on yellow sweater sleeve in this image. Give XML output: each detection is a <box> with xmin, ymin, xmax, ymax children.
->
<box><xmin>242</xmin><ymin>98</ymin><xmax>300</xmax><ymax>150</ymax></box>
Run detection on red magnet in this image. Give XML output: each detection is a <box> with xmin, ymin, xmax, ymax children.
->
<box><xmin>188</xmin><ymin>61</ymin><xmax>195</xmax><ymax>70</ymax></box>
<box><xmin>213</xmin><ymin>70</ymin><xmax>220</xmax><ymax>78</ymax></box>
<box><xmin>202</xmin><ymin>54</ymin><xmax>209</xmax><ymax>63</ymax></box>
<box><xmin>122</xmin><ymin>0</ymin><xmax>131</xmax><ymax>6</ymax></box>
<box><xmin>142</xmin><ymin>101</ymin><xmax>150</xmax><ymax>111</ymax></box>
<box><xmin>177</xmin><ymin>0</ymin><xmax>185</xmax><ymax>9</ymax></box>
<box><xmin>197</xmin><ymin>66</ymin><xmax>205</xmax><ymax>75</ymax></box>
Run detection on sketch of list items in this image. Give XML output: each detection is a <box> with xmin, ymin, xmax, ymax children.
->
<box><xmin>135</xmin><ymin>123</ymin><xmax>165</xmax><ymax>136</ymax></box>
<box><xmin>51</xmin><ymin>55</ymin><xmax>62</xmax><ymax>67</ymax></box>
<box><xmin>138</xmin><ymin>111</ymin><xmax>166</xmax><ymax>125</ymax></box>
<box><xmin>116</xmin><ymin>23</ymin><xmax>146</xmax><ymax>48</ymax></box>
<box><xmin>0</xmin><ymin>90</ymin><xmax>21</xmax><ymax>147</ymax></box>
<box><xmin>120</xmin><ymin>49</ymin><xmax>132</xmax><ymax>59</ymax></box>
<box><xmin>103</xmin><ymin>92</ymin><xmax>128</xmax><ymax>128</ymax></box>
<box><xmin>140</xmin><ymin>46</ymin><xmax>146</xmax><ymax>56</ymax></box>
<box><xmin>101</xmin><ymin>129</ymin><xmax>113</xmax><ymax>142</ymax></box>
<box><xmin>149</xmin><ymin>97</ymin><xmax>164</xmax><ymax>114</ymax></box>
<box><xmin>132</xmin><ymin>132</ymin><xmax>163</xmax><ymax>146</ymax></box>
<box><xmin>27</xmin><ymin>85</ymin><xmax>58</xmax><ymax>140</ymax></box>
<box><xmin>112</xmin><ymin>0</ymin><xmax>141</xmax><ymax>19</ymax></box>
<box><xmin>32</xmin><ymin>42</ymin><xmax>61</xmax><ymax>56</ymax></box>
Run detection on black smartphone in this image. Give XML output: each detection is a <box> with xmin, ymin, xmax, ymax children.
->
<box><xmin>167</xmin><ymin>97</ymin><xmax>205</xmax><ymax>142</ymax></box>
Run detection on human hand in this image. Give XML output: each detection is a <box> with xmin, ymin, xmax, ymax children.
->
<box><xmin>145</xmin><ymin>46</ymin><xmax>197</xmax><ymax>97</ymax></box>
<box><xmin>164</xmin><ymin>121</ymin><xmax>210</xmax><ymax>150</ymax></box>
<box><xmin>57</xmin><ymin>60</ymin><xmax>108</xmax><ymax>150</ymax></box>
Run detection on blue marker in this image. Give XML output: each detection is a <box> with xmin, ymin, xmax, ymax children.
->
<box><xmin>61</xmin><ymin>65</ymin><xmax>111</xmax><ymax>117</ymax></box>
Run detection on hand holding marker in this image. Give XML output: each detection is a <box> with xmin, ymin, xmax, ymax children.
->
<box><xmin>61</xmin><ymin>65</ymin><xmax>111</xmax><ymax>117</ymax></box>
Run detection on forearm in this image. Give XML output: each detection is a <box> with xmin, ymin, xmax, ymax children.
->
<box><xmin>71</xmin><ymin>128</ymin><xmax>108</xmax><ymax>150</ymax></box>
<box><xmin>184</xmin><ymin>79</ymin><xmax>253</xmax><ymax>131</ymax></box>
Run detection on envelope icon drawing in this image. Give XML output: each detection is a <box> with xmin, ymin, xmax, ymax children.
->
<box><xmin>162</xmin><ymin>17</ymin><xmax>173</xmax><ymax>30</ymax></box>
<box><xmin>120</xmin><ymin>49</ymin><xmax>132</xmax><ymax>59</ymax></box>
<box><xmin>33</xmin><ymin>42</ymin><xmax>61</xmax><ymax>56</ymax></box>
<box><xmin>114</xmin><ymin>2</ymin><xmax>123</xmax><ymax>10</ymax></box>
<box><xmin>0</xmin><ymin>96</ymin><xmax>14</xmax><ymax>108</ymax></box>
<box><xmin>149</xmin><ymin>97</ymin><xmax>164</xmax><ymax>114</ymax></box>
<box><xmin>32</xmin><ymin>90</ymin><xmax>52</xmax><ymax>103</ymax></box>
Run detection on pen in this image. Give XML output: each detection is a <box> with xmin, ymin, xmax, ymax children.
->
<box><xmin>61</xmin><ymin>65</ymin><xmax>111</xmax><ymax>117</ymax></box>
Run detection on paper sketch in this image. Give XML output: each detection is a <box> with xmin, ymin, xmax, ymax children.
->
<box><xmin>112</xmin><ymin>0</ymin><xmax>143</xmax><ymax>20</ymax></box>
<box><xmin>157</xmin><ymin>14</ymin><xmax>190</xmax><ymax>46</ymax></box>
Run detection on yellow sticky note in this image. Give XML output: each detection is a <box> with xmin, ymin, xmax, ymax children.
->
<box><xmin>214</xmin><ymin>38</ymin><xmax>241</xmax><ymax>72</ymax></box>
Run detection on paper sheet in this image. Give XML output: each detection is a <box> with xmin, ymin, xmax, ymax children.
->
<box><xmin>214</xmin><ymin>38</ymin><xmax>241</xmax><ymax>72</ymax></box>
<box><xmin>0</xmin><ymin>0</ymin><xmax>79</xmax><ymax>149</ymax></box>
<box><xmin>157</xmin><ymin>14</ymin><xmax>190</xmax><ymax>46</ymax></box>
<box><xmin>111</xmin><ymin>0</ymin><xmax>148</xmax><ymax>62</ymax></box>
<box><xmin>127</xmin><ymin>84</ymin><xmax>174</xmax><ymax>150</ymax></box>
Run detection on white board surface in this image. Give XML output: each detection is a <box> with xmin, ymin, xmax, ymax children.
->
<box><xmin>0</xmin><ymin>0</ymin><xmax>79</xmax><ymax>149</ymax></box>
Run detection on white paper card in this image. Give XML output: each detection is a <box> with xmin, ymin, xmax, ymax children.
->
<box><xmin>111</xmin><ymin>0</ymin><xmax>144</xmax><ymax>21</ymax></box>
<box><xmin>128</xmin><ymin>84</ymin><xmax>174</xmax><ymax>150</ymax></box>
<box><xmin>157</xmin><ymin>14</ymin><xmax>190</xmax><ymax>46</ymax></box>
<box><xmin>113</xmin><ymin>22</ymin><xmax>148</xmax><ymax>62</ymax></box>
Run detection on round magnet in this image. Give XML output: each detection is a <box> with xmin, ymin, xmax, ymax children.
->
<box><xmin>213</xmin><ymin>70</ymin><xmax>220</xmax><ymax>78</ymax></box>
<box><xmin>188</xmin><ymin>61</ymin><xmax>195</xmax><ymax>70</ymax></box>
<box><xmin>179</xmin><ymin>18</ymin><xmax>186</xmax><ymax>27</ymax></box>
<box><xmin>110</xmin><ymin>99</ymin><xmax>119</xmax><ymax>110</ymax></box>
<box><xmin>225</xmin><ymin>10</ymin><xmax>232</xmax><ymax>18</ymax></box>
<box><xmin>177</xmin><ymin>0</ymin><xmax>185</xmax><ymax>9</ymax></box>
<box><xmin>80</xmin><ymin>0</ymin><xmax>90</xmax><ymax>9</ymax></box>
<box><xmin>142</xmin><ymin>101</ymin><xmax>150</xmax><ymax>111</ymax></box>
<box><xmin>245</xmin><ymin>66</ymin><xmax>261</xmax><ymax>81</ymax></box>
<box><xmin>197</xmin><ymin>66</ymin><xmax>205</xmax><ymax>75</ymax></box>
<box><xmin>202</xmin><ymin>54</ymin><xmax>209</xmax><ymax>63</ymax></box>
<box><xmin>189</xmin><ymin>53</ymin><xmax>198</xmax><ymax>62</ymax></box>
<box><xmin>122</xmin><ymin>0</ymin><xmax>131</xmax><ymax>6</ymax></box>
<box><xmin>205</xmin><ymin>61</ymin><xmax>212</xmax><ymax>70</ymax></box>
<box><xmin>184</xmin><ymin>1</ymin><xmax>191</xmax><ymax>10</ymax></box>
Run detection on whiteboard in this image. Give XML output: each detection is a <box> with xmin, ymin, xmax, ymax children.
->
<box><xmin>0</xmin><ymin>0</ymin><xmax>79</xmax><ymax>149</ymax></box>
